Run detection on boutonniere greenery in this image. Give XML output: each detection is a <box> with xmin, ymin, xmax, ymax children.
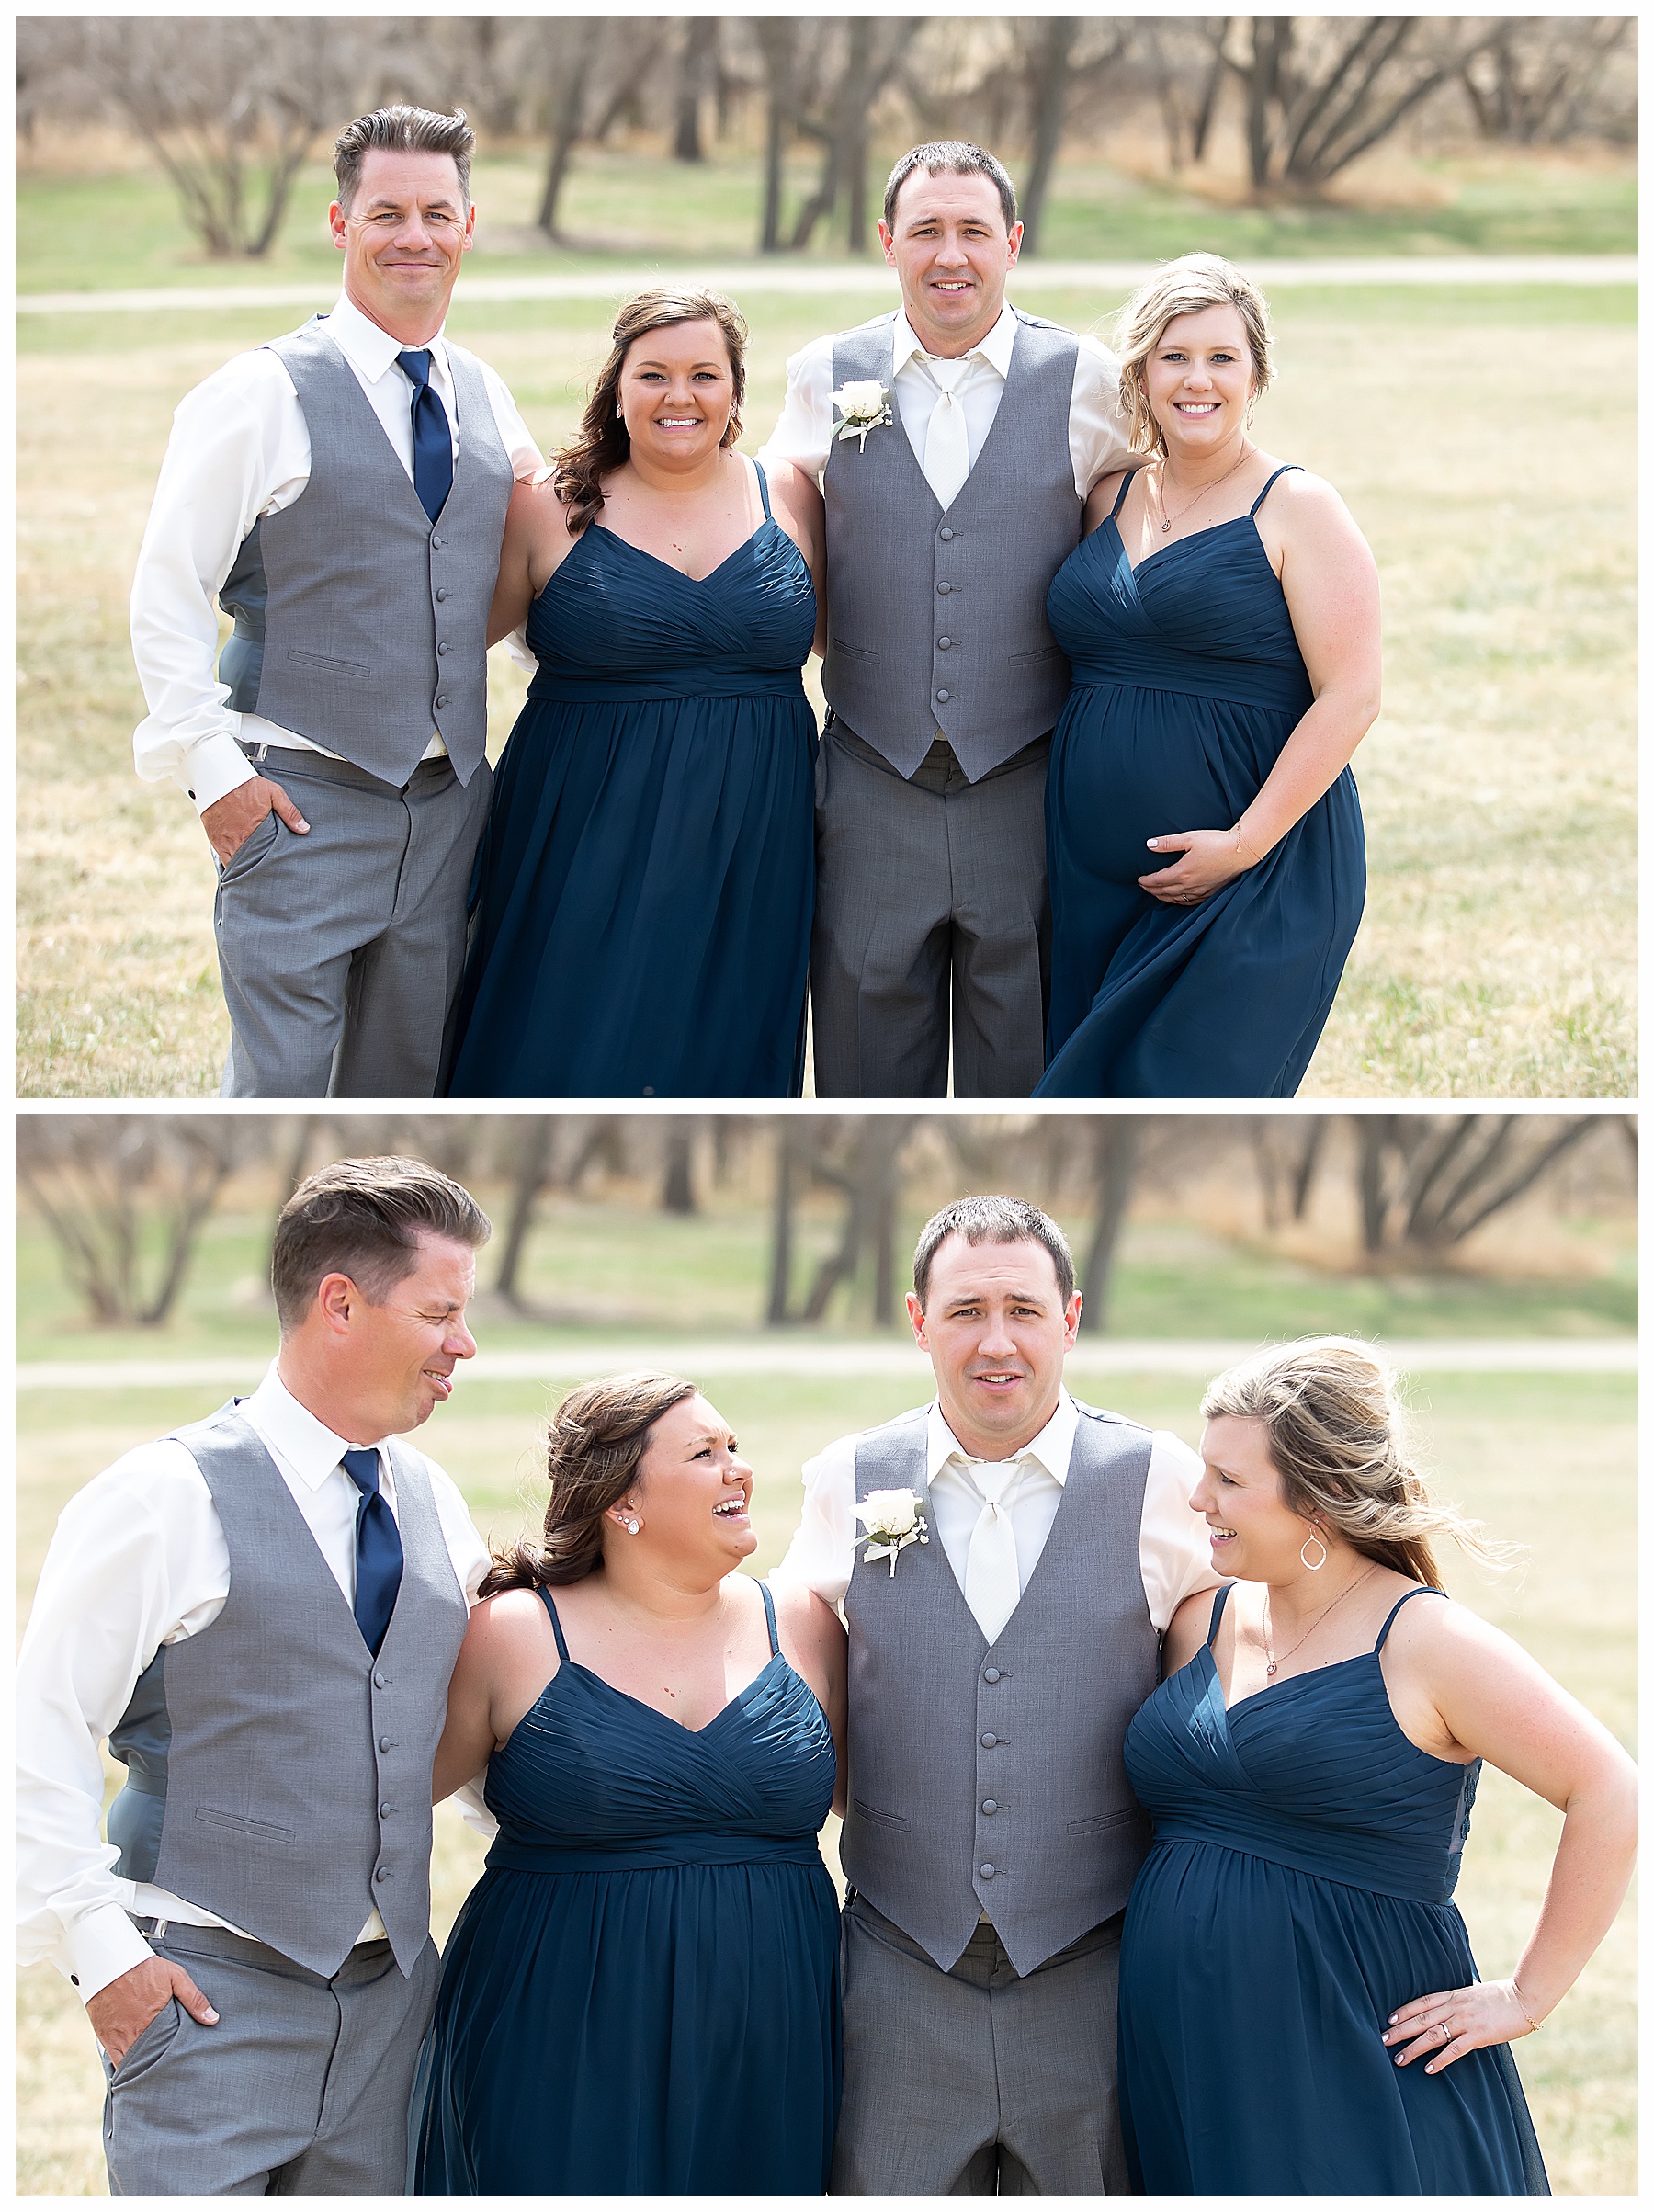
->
<box><xmin>831</xmin><ymin>380</ymin><xmax>894</xmax><ymax>451</ymax></box>
<box><xmin>855</xmin><ymin>1487</ymin><xmax>930</xmax><ymax>1576</ymax></box>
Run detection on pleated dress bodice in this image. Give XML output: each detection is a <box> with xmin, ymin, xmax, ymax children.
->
<box><xmin>1125</xmin><ymin>1600</ymin><xmax>1479</xmax><ymax>1905</ymax></box>
<box><xmin>526</xmin><ymin>509</ymin><xmax>816</xmax><ymax>704</ymax></box>
<box><xmin>1047</xmin><ymin>507</ymin><xmax>1316</xmax><ymax>721</ymax></box>
<box><xmin>483</xmin><ymin>1606</ymin><xmax>837</xmax><ymax>1873</ymax></box>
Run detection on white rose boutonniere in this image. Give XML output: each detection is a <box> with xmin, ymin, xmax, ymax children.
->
<box><xmin>831</xmin><ymin>380</ymin><xmax>894</xmax><ymax>451</ymax></box>
<box><xmin>855</xmin><ymin>1487</ymin><xmax>930</xmax><ymax>1576</ymax></box>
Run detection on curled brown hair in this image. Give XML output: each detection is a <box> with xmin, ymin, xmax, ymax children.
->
<box><xmin>481</xmin><ymin>1372</ymin><xmax>699</xmax><ymax>1594</ymax></box>
<box><xmin>554</xmin><ymin>288</ymin><xmax>749</xmax><ymax>535</ymax></box>
<box><xmin>1201</xmin><ymin>1337</ymin><xmax>1515</xmax><ymax>1588</ymax></box>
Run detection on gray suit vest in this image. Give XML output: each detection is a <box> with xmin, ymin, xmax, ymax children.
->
<box><xmin>841</xmin><ymin>1400</ymin><xmax>1159</xmax><ymax>1976</ymax></box>
<box><xmin>218</xmin><ymin>323</ymin><xmax>515</xmax><ymax>788</ymax></box>
<box><xmin>821</xmin><ymin>310</ymin><xmax>1082</xmax><ymax>782</ymax></box>
<box><xmin>106</xmin><ymin>1401</ymin><xmax>470</xmax><ymax>1978</ymax></box>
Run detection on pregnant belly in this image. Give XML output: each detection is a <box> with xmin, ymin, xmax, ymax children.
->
<box><xmin>1051</xmin><ymin>685</ymin><xmax>1291</xmax><ymax>888</ymax></box>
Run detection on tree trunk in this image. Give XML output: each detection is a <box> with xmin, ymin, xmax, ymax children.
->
<box><xmin>766</xmin><ymin>1122</ymin><xmax>799</xmax><ymax>1324</ymax></box>
<box><xmin>662</xmin><ymin>1126</ymin><xmax>697</xmax><ymax>1215</ymax></box>
<box><xmin>673</xmin><ymin>18</ymin><xmax>707</xmax><ymax>161</ymax></box>
<box><xmin>1019</xmin><ymin>17</ymin><xmax>1080</xmax><ymax>255</ymax></box>
<box><xmin>496</xmin><ymin>1120</ymin><xmax>557</xmax><ymax>1302</ymax></box>
<box><xmin>1191</xmin><ymin>17</ymin><xmax>1231</xmax><ymax>163</ymax></box>
<box><xmin>537</xmin><ymin>21</ymin><xmax>602</xmax><ymax>237</ymax></box>
<box><xmin>1079</xmin><ymin>1117</ymin><xmax>1139</xmax><ymax>1333</ymax></box>
<box><xmin>1355</xmin><ymin>1117</ymin><xmax>1392</xmax><ymax>1253</ymax></box>
<box><xmin>756</xmin><ymin>18</ymin><xmax>797</xmax><ymax>253</ymax></box>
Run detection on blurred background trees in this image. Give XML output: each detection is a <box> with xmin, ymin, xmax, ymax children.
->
<box><xmin>17</xmin><ymin>13</ymin><xmax>1637</xmax><ymax>262</ymax></box>
<box><xmin>17</xmin><ymin>1113</ymin><xmax>1636</xmax><ymax>1341</ymax></box>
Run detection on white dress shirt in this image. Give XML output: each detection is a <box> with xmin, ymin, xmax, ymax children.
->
<box><xmin>15</xmin><ymin>1363</ymin><xmax>492</xmax><ymax>2004</ymax></box>
<box><xmin>129</xmin><ymin>292</ymin><xmax>543</xmax><ymax>815</ymax></box>
<box><xmin>775</xmin><ymin>1389</ymin><xmax>1219</xmax><ymax>1640</ymax></box>
<box><xmin>757</xmin><ymin>301</ymin><xmax>1136</xmax><ymax>505</ymax></box>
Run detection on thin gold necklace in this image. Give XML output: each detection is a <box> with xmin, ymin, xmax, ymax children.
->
<box><xmin>1154</xmin><ymin>443</ymin><xmax>1251</xmax><ymax>535</ymax></box>
<box><xmin>1263</xmin><ymin>1561</ymin><xmax>1379</xmax><ymax>1678</ymax></box>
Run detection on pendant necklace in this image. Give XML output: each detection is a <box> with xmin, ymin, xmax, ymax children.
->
<box><xmin>1155</xmin><ymin>443</ymin><xmax>1251</xmax><ymax>534</ymax></box>
<box><xmin>1263</xmin><ymin>1561</ymin><xmax>1379</xmax><ymax>1678</ymax></box>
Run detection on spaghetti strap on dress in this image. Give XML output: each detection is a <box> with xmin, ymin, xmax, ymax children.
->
<box><xmin>1117</xmin><ymin>1578</ymin><xmax>1548</xmax><ymax>2194</ymax></box>
<box><xmin>411</xmin><ymin>1577</ymin><xmax>841</xmax><ymax>2194</ymax></box>
<box><xmin>1037</xmin><ymin>459</ymin><xmax>1365</xmax><ymax>1097</ymax></box>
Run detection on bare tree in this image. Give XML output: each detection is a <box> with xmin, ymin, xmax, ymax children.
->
<box><xmin>661</xmin><ymin>1124</ymin><xmax>698</xmax><ymax>1215</ymax></box>
<box><xmin>1251</xmin><ymin>1116</ymin><xmax>1326</xmax><ymax>1229</ymax></box>
<box><xmin>76</xmin><ymin>17</ymin><xmax>357</xmax><ymax>258</ymax></box>
<box><xmin>786</xmin><ymin>18</ymin><xmax>923</xmax><ymax>253</ymax></box>
<box><xmin>1458</xmin><ymin>17</ymin><xmax>1636</xmax><ymax>144</ymax></box>
<box><xmin>20</xmin><ymin>1117</ymin><xmax>261</xmax><ymax>1327</ymax></box>
<box><xmin>1352</xmin><ymin>1115</ymin><xmax>1601</xmax><ymax>1256</ymax></box>
<box><xmin>754</xmin><ymin>17</ymin><xmax>801</xmax><ymax>252</ymax></box>
<box><xmin>535</xmin><ymin>18</ymin><xmax>608</xmax><ymax>239</ymax></box>
<box><xmin>1078</xmin><ymin>1117</ymin><xmax>1141</xmax><ymax>1333</ymax></box>
<box><xmin>1209</xmin><ymin>16</ymin><xmax>1501</xmax><ymax>193</ymax></box>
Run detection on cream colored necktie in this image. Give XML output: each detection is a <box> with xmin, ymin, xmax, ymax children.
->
<box><xmin>923</xmin><ymin>358</ymin><xmax>972</xmax><ymax>511</ymax></box>
<box><xmin>962</xmin><ymin>1456</ymin><xmax>1023</xmax><ymax>1645</ymax></box>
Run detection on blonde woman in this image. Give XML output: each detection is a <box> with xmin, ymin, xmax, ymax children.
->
<box><xmin>1116</xmin><ymin>1339</ymin><xmax>1636</xmax><ymax>2195</ymax></box>
<box><xmin>1037</xmin><ymin>254</ymin><xmax>1378</xmax><ymax>1097</ymax></box>
<box><xmin>445</xmin><ymin>289</ymin><xmax>825</xmax><ymax>1097</ymax></box>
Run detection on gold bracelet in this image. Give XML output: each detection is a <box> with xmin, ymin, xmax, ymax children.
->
<box><xmin>1231</xmin><ymin>830</ymin><xmax>1262</xmax><ymax>865</ymax></box>
<box><xmin>1512</xmin><ymin>1985</ymin><xmax>1544</xmax><ymax>2034</ymax></box>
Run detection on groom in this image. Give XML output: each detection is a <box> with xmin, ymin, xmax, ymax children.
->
<box><xmin>129</xmin><ymin>104</ymin><xmax>542</xmax><ymax>1097</ymax></box>
<box><xmin>16</xmin><ymin>1156</ymin><xmax>493</xmax><ymax>2194</ymax></box>
<box><xmin>761</xmin><ymin>142</ymin><xmax>1139</xmax><ymax>1096</ymax></box>
<box><xmin>777</xmin><ymin>1195</ymin><xmax>1216</xmax><ymax>2192</ymax></box>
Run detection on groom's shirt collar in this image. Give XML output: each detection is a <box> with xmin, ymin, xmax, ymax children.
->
<box><xmin>323</xmin><ymin>290</ymin><xmax>450</xmax><ymax>387</ymax></box>
<box><xmin>926</xmin><ymin>1386</ymin><xmax>1079</xmax><ymax>1489</ymax></box>
<box><xmin>891</xmin><ymin>300</ymin><xmax>1019</xmax><ymax>384</ymax></box>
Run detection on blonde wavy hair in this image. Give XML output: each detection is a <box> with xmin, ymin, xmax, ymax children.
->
<box><xmin>1114</xmin><ymin>252</ymin><xmax>1275</xmax><ymax>459</ymax></box>
<box><xmin>1200</xmin><ymin>1337</ymin><xmax>1514</xmax><ymax>1589</ymax></box>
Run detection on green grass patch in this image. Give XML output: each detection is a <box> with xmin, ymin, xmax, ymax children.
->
<box><xmin>15</xmin><ymin>1190</ymin><xmax>1637</xmax><ymax>1371</ymax></box>
<box><xmin>17</xmin><ymin>146</ymin><xmax>1637</xmax><ymax>300</ymax></box>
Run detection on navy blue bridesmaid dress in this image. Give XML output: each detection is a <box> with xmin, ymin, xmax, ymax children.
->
<box><xmin>1037</xmin><ymin>466</ymin><xmax>1365</xmax><ymax>1097</ymax></box>
<box><xmin>411</xmin><ymin>1581</ymin><xmax>841</xmax><ymax>2195</ymax></box>
<box><xmin>1117</xmin><ymin>1583</ymin><xmax>1549</xmax><ymax>2195</ymax></box>
<box><xmin>445</xmin><ymin>463</ymin><xmax>817</xmax><ymax>1096</ymax></box>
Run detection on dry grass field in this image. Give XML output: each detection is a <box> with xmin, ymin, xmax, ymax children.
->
<box><xmin>15</xmin><ymin>275</ymin><xmax>1635</xmax><ymax>1098</ymax></box>
<box><xmin>15</xmin><ymin>1363</ymin><xmax>1635</xmax><ymax>2195</ymax></box>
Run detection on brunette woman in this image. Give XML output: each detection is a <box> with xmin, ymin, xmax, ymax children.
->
<box><xmin>411</xmin><ymin>1374</ymin><xmax>846</xmax><ymax>2194</ymax></box>
<box><xmin>445</xmin><ymin>289</ymin><xmax>824</xmax><ymax>1096</ymax></box>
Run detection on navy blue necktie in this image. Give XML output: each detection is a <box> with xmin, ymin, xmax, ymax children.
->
<box><xmin>396</xmin><ymin>348</ymin><xmax>454</xmax><ymax>524</ymax></box>
<box><xmin>342</xmin><ymin>1448</ymin><xmax>404</xmax><ymax>1657</ymax></box>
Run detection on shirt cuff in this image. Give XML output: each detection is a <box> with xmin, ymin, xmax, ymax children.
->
<box><xmin>61</xmin><ymin>1904</ymin><xmax>156</xmax><ymax>2004</ymax></box>
<box><xmin>177</xmin><ymin>732</ymin><xmax>255</xmax><ymax>815</ymax></box>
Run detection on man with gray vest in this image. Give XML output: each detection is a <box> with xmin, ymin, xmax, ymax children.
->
<box><xmin>16</xmin><ymin>1156</ymin><xmax>493</xmax><ymax>2194</ymax></box>
<box><xmin>761</xmin><ymin>143</ymin><xmax>1139</xmax><ymax>1097</ymax></box>
<box><xmin>776</xmin><ymin>1195</ymin><xmax>1216</xmax><ymax>2193</ymax></box>
<box><xmin>130</xmin><ymin>107</ymin><xmax>542</xmax><ymax>1097</ymax></box>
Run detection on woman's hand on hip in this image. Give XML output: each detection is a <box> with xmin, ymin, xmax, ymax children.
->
<box><xmin>1382</xmin><ymin>1977</ymin><xmax>1539</xmax><ymax>2073</ymax></box>
<box><xmin>1139</xmin><ymin>828</ymin><xmax>1255</xmax><ymax>904</ymax></box>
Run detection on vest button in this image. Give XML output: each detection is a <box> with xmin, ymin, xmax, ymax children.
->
<box><xmin>981</xmin><ymin>1799</ymin><xmax>998</xmax><ymax>1815</ymax></box>
<box><xmin>980</xmin><ymin>1732</ymin><xmax>997</xmax><ymax>1747</ymax></box>
<box><xmin>939</xmin><ymin>527</ymin><xmax>955</xmax><ymax>540</ymax></box>
<box><xmin>374</xmin><ymin>1866</ymin><xmax>391</xmax><ymax>1883</ymax></box>
<box><xmin>437</xmin><ymin>641</ymin><xmax>449</xmax><ymax>655</ymax></box>
<box><xmin>436</xmin><ymin>695</ymin><xmax>451</xmax><ymax>708</ymax></box>
<box><xmin>982</xmin><ymin>1668</ymin><xmax>1000</xmax><ymax>1684</ymax></box>
<box><xmin>380</xmin><ymin>1801</ymin><xmax>393</xmax><ymax>1819</ymax></box>
<box><xmin>431</xmin><ymin>535</ymin><xmax>443</xmax><ymax>550</ymax></box>
<box><xmin>435</xmin><ymin>586</ymin><xmax>450</xmax><ymax>601</ymax></box>
<box><xmin>936</xmin><ymin>581</ymin><xmax>952</xmax><ymax>594</ymax></box>
<box><xmin>379</xmin><ymin>1736</ymin><xmax>393</xmax><ymax>1753</ymax></box>
<box><xmin>937</xmin><ymin>637</ymin><xmax>951</xmax><ymax>650</ymax></box>
<box><xmin>935</xmin><ymin>689</ymin><xmax>949</xmax><ymax>703</ymax></box>
<box><xmin>979</xmin><ymin>1863</ymin><xmax>996</xmax><ymax>1879</ymax></box>
<box><xmin>373</xmin><ymin>1672</ymin><xmax>387</xmax><ymax>1689</ymax></box>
